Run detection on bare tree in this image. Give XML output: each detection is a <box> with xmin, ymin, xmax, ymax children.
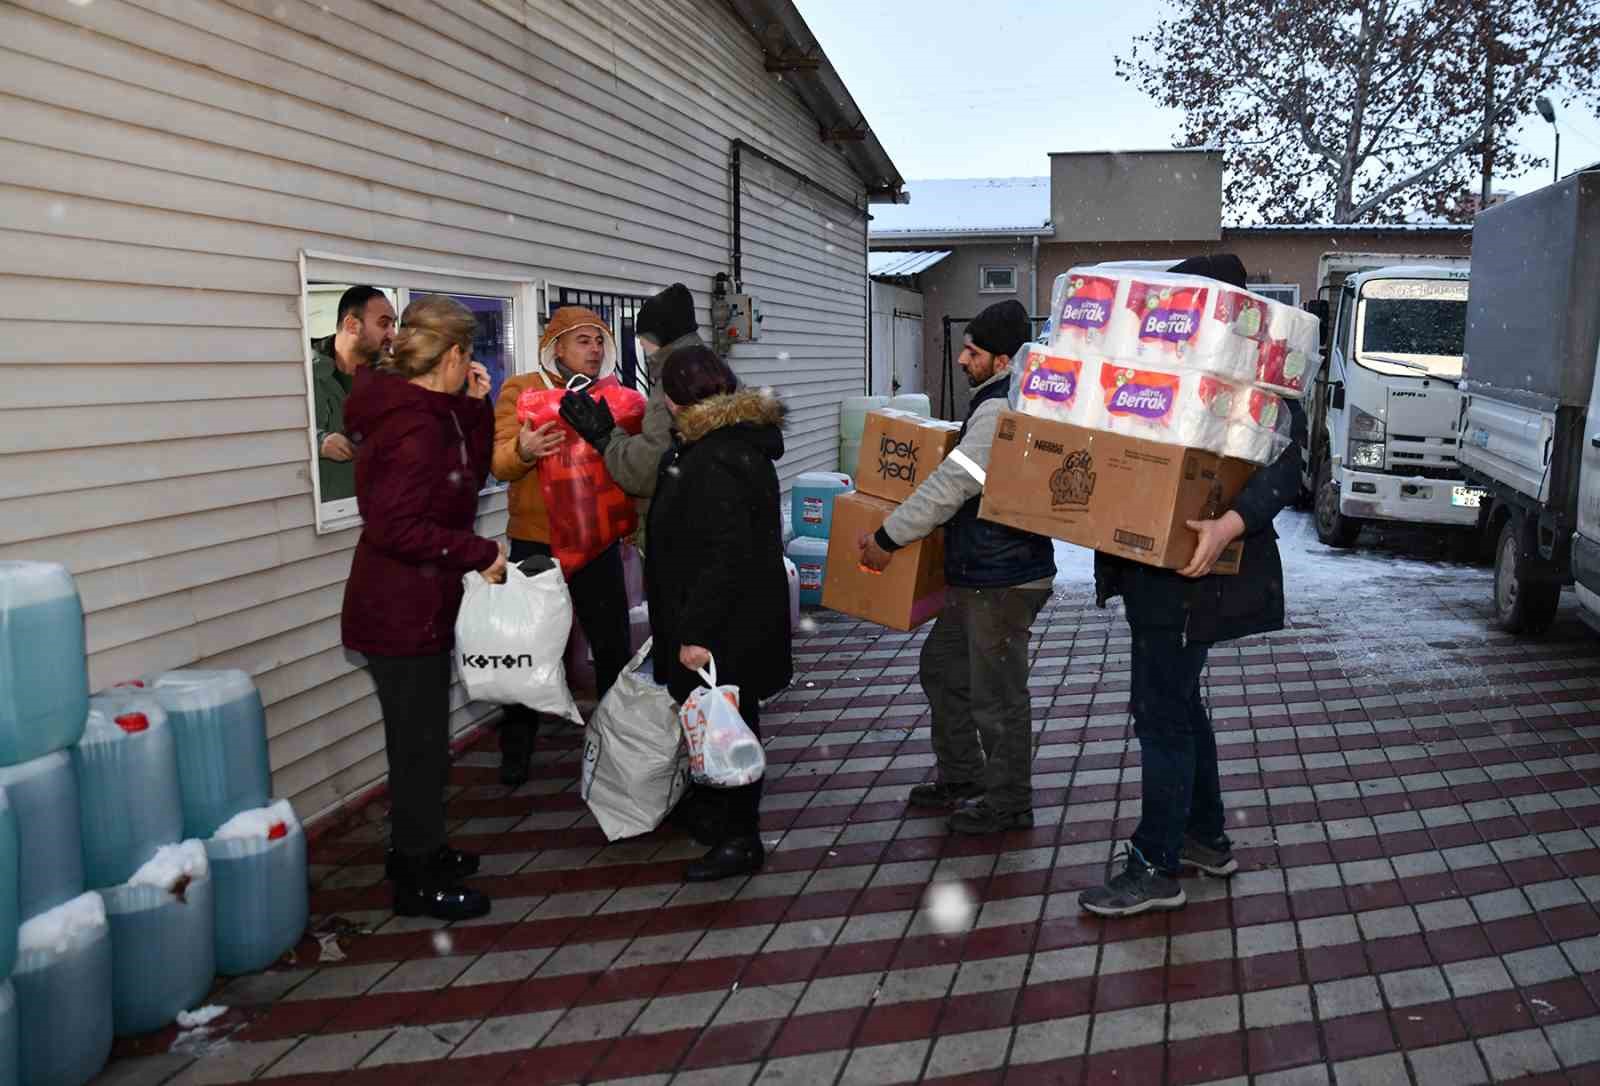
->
<box><xmin>1116</xmin><ymin>0</ymin><xmax>1600</xmax><ymax>223</ymax></box>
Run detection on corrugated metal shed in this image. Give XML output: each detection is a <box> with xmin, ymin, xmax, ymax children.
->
<box><xmin>868</xmin><ymin>250</ymin><xmax>952</xmax><ymax>277</ymax></box>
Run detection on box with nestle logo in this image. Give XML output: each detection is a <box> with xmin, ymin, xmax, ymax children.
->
<box><xmin>853</xmin><ymin>410</ymin><xmax>962</xmax><ymax>503</ymax></box>
<box><xmin>977</xmin><ymin>411</ymin><xmax>1253</xmax><ymax>574</ymax></box>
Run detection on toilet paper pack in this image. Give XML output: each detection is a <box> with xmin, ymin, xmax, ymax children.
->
<box><xmin>1256</xmin><ymin>305</ymin><xmax>1321</xmax><ymax>397</ymax></box>
<box><xmin>1049</xmin><ymin>272</ymin><xmax>1121</xmax><ymax>354</ymax></box>
<box><xmin>1105</xmin><ymin>275</ymin><xmax>1261</xmax><ymax>381</ymax></box>
<box><xmin>1224</xmin><ymin>388</ymin><xmax>1293</xmax><ymax>465</ymax></box>
<box><xmin>1097</xmin><ymin>363</ymin><xmax>1240</xmax><ymax>454</ymax></box>
<box><xmin>1016</xmin><ymin>349</ymin><xmax>1105</xmax><ymax>429</ymax></box>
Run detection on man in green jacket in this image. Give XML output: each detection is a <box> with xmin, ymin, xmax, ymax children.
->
<box><xmin>312</xmin><ymin>285</ymin><xmax>395</xmax><ymax>501</ymax></box>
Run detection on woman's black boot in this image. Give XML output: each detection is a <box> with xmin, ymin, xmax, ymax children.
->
<box><xmin>685</xmin><ymin>834</ymin><xmax>764</xmax><ymax>882</ymax></box>
<box><xmin>392</xmin><ymin>852</ymin><xmax>491</xmax><ymax>920</ymax></box>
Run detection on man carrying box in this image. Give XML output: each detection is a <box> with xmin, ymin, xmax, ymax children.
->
<box><xmin>1079</xmin><ymin>254</ymin><xmax>1308</xmax><ymax>917</ymax></box>
<box><xmin>859</xmin><ymin>300</ymin><xmax>1056</xmax><ymax>834</ymax></box>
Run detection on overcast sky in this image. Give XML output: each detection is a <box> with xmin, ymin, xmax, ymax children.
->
<box><xmin>794</xmin><ymin>0</ymin><xmax>1600</xmax><ymax>197</ymax></box>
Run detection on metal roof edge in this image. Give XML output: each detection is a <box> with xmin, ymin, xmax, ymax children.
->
<box><xmin>726</xmin><ymin>0</ymin><xmax>908</xmax><ymax>204</ymax></box>
<box><xmin>1224</xmin><ymin>223</ymin><xmax>1473</xmax><ymax>234</ymax></box>
<box><xmin>870</xmin><ymin>226</ymin><xmax>1056</xmax><ymax>242</ymax></box>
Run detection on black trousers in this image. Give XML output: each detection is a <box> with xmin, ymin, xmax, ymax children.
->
<box><xmin>367</xmin><ymin>652</ymin><xmax>452</xmax><ymax>860</ymax></box>
<box><xmin>501</xmin><ymin>538</ymin><xmax>631</xmax><ymax>761</ymax></box>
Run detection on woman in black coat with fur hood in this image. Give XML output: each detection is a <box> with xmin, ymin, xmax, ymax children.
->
<box><xmin>646</xmin><ymin>346</ymin><xmax>793</xmax><ymax>881</ymax></box>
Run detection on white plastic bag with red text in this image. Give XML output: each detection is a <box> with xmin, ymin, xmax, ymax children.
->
<box><xmin>677</xmin><ymin>654</ymin><xmax>765</xmax><ymax>789</ymax></box>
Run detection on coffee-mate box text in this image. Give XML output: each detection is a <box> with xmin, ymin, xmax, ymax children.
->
<box><xmin>821</xmin><ymin>492</ymin><xmax>946</xmax><ymax>631</ymax></box>
<box><xmin>854</xmin><ymin>410</ymin><xmax>962</xmax><ymax>503</ymax></box>
<box><xmin>978</xmin><ymin>411</ymin><xmax>1253</xmax><ymax>573</ymax></box>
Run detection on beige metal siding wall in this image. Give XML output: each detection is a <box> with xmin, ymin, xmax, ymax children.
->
<box><xmin>0</xmin><ymin>0</ymin><xmax>868</xmax><ymax>822</ymax></box>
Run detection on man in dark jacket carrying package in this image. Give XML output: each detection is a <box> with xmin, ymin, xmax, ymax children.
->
<box><xmin>859</xmin><ymin>300</ymin><xmax>1056</xmax><ymax>834</ymax></box>
<box><xmin>1080</xmin><ymin>254</ymin><xmax>1308</xmax><ymax>917</ymax></box>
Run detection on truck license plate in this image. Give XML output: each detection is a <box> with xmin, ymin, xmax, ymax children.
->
<box><xmin>1451</xmin><ymin>486</ymin><xmax>1485</xmax><ymax>508</ymax></box>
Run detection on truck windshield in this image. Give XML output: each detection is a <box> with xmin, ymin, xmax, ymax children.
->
<box><xmin>1355</xmin><ymin>278</ymin><xmax>1468</xmax><ymax>378</ymax></box>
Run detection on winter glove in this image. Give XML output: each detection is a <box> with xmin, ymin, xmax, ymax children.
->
<box><xmin>559</xmin><ymin>390</ymin><xmax>617</xmax><ymax>454</ymax></box>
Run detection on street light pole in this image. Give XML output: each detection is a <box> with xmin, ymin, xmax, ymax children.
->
<box><xmin>1536</xmin><ymin>95</ymin><xmax>1560</xmax><ymax>183</ymax></box>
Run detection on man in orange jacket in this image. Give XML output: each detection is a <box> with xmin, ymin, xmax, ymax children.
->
<box><xmin>491</xmin><ymin>306</ymin><xmax>633</xmax><ymax>786</ymax></box>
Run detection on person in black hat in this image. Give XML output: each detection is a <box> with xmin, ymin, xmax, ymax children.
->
<box><xmin>560</xmin><ymin>283</ymin><xmax>707</xmax><ymax>518</ymax></box>
<box><xmin>1079</xmin><ymin>253</ymin><xmax>1307</xmax><ymax>917</ymax></box>
<box><xmin>858</xmin><ymin>299</ymin><xmax>1056</xmax><ymax>834</ymax></box>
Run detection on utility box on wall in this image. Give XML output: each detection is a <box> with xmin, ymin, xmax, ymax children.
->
<box><xmin>713</xmin><ymin>292</ymin><xmax>762</xmax><ymax>354</ymax></box>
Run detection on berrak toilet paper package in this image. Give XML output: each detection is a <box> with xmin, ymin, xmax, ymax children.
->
<box><xmin>1224</xmin><ymin>387</ymin><xmax>1294</xmax><ymax>465</ymax></box>
<box><xmin>1256</xmin><ymin>305</ymin><xmax>1321</xmax><ymax>397</ymax></box>
<box><xmin>1095</xmin><ymin>362</ymin><xmax>1242</xmax><ymax>454</ymax></box>
<box><xmin>1048</xmin><ymin>267</ymin><xmax>1315</xmax><ymax>397</ymax></box>
<box><xmin>1016</xmin><ymin>349</ymin><xmax>1104</xmax><ymax>430</ymax></box>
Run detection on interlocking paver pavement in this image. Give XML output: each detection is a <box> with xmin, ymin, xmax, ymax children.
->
<box><xmin>98</xmin><ymin>515</ymin><xmax>1600</xmax><ymax>1083</ymax></box>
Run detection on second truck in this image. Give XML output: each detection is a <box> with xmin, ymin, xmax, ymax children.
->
<box><xmin>1303</xmin><ymin>258</ymin><xmax>1478</xmax><ymax>547</ymax></box>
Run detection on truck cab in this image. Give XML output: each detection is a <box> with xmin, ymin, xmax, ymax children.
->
<box><xmin>1305</xmin><ymin>263</ymin><xmax>1477</xmax><ymax>546</ymax></box>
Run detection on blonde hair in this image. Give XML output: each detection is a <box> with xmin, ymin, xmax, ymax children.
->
<box><xmin>385</xmin><ymin>294</ymin><xmax>476</xmax><ymax>378</ymax></box>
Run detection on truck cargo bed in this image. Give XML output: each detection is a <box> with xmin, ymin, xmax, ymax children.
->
<box><xmin>1462</xmin><ymin>172</ymin><xmax>1600</xmax><ymax>411</ymax></box>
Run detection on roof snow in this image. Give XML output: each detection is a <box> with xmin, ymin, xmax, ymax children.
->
<box><xmin>870</xmin><ymin>178</ymin><xmax>1051</xmax><ymax>236</ymax></box>
<box><xmin>870</xmin><ymin>176</ymin><xmax>1473</xmax><ymax>238</ymax></box>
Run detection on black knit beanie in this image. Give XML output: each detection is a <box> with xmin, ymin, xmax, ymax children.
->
<box><xmin>1168</xmin><ymin>254</ymin><xmax>1249</xmax><ymax>290</ymax></box>
<box><xmin>635</xmin><ymin>283</ymin><xmax>697</xmax><ymax>345</ymax></box>
<box><xmin>662</xmin><ymin>344</ymin><xmax>737</xmax><ymax>407</ymax></box>
<box><xmin>965</xmin><ymin>299</ymin><xmax>1031</xmax><ymax>360</ymax></box>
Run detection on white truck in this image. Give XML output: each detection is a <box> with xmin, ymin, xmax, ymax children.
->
<box><xmin>1303</xmin><ymin>260</ymin><xmax>1478</xmax><ymax>547</ymax></box>
<box><xmin>1457</xmin><ymin>169</ymin><xmax>1600</xmax><ymax>634</ymax></box>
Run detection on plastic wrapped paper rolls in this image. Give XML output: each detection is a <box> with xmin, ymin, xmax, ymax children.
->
<box><xmin>0</xmin><ymin>562</ymin><xmax>88</xmax><ymax>767</ymax></box>
<box><xmin>149</xmin><ymin>670</ymin><xmax>271</xmax><ymax>841</ymax></box>
<box><xmin>73</xmin><ymin>694</ymin><xmax>183</xmax><ymax>890</ymax></box>
<box><xmin>14</xmin><ymin>892</ymin><xmax>113</xmax><ymax>1086</ymax></box>
<box><xmin>1095</xmin><ymin>363</ymin><xmax>1241</xmax><ymax>454</ymax></box>
<box><xmin>1257</xmin><ymin>304</ymin><xmax>1321</xmax><ymax>397</ymax></box>
<box><xmin>1225</xmin><ymin>388</ymin><xmax>1294</xmax><ymax>465</ymax></box>
<box><xmin>206</xmin><ymin>800</ymin><xmax>308</xmax><ymax>976</ymax></box>
<box><xmin>102</xmin><ymin>841</ymin><xmax>215</xmax><ymax>1036</ymax></box>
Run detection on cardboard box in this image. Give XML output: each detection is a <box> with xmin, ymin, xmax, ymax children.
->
<box><xmin>978</xmin><ymin>411</ymin><xmax>1252</xmax><ymax>574</ymax></box>
<box><xmin>821</xmin><ymin>492</ymin><xmax>947</xmax><ymax>630</ymax></box>
<box><xmin>854</xmin><ymin>410</ymin><xmax>962</xmax><ymax>503</ymax></box>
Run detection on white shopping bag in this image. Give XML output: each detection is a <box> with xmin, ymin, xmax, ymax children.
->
<box><xmin>582</xmin><ymin>639</ymin><xmax>687</xmax><ymax>840</ymax></box>
<box><xmin>678</xmin><ymin>654</ymin><xmax>766</xmax><ymax>789</ymax></box>
<box><xmin>455</xmin><ymin>563</ymin><xmax>582</xmax><ymax>724</ymax></box>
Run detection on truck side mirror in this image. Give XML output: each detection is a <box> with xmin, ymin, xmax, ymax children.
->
<box><xmin>1303</xmin><ymin>299</ymin><xmax>1331</xmax><ymax>353</ymax></box>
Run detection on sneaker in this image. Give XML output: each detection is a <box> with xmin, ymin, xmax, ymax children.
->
<box><xmin>1079</xmin><ymin>845</ymin><xmax>1187</xmax><ymax>917</ymax></box>
<box><xmin>908</xmin><ymin>779</ymin><xmax>984</xmax><ymax>808</ymax></box>
<box><xmin>1180</xmin><ymin>834</ymin><xmax>1239</xmax><ymax>877</ymax></box>
<box><xmin>948</xmin><ymin>800</ymin><xmax>1034</xmax><ymax>835</ymax></box>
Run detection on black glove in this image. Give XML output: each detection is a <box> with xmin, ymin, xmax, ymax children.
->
<box><xmin>559</xmin><ymin>390</ymin><xmax>617</xmax><ymax>454</ymax></box>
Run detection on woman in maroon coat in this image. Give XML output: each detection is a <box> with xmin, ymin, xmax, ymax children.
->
<box><xmin>341</xmin><ymin>294</ymin><xmax>506</xmax><ymax>921</ymax></box>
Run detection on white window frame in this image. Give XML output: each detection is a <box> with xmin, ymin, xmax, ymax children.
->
<box><xmin>300</xmin><ymin>251</ymin><xmax>537</xmax><ymax>535</ymax></box>
<box><xmin>1249</xmin><ymin>283</ymin><xmax>1301</xmax><ymax>307</ymax></box>
<box><xmin>979</xmin><ymin>265</ymin><xmax>1018</xmax><ymax>294</ymax></box>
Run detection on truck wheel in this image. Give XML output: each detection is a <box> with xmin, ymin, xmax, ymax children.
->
<box><xmin>1493</xmin><ymin>518</ymin><xmax>1560</xmax><ymax>634</ymax></box>
<box><xmin>1314</xmin><ymin>457</ymin><xmax>1361</xmax><ymax>548</ymax></box>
